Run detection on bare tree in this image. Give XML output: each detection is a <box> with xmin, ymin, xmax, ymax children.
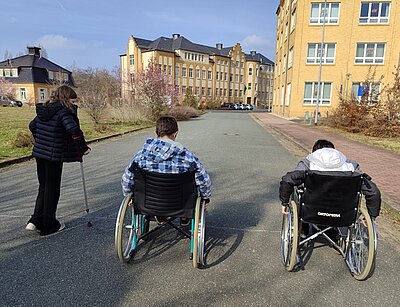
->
<box><xmin>73</xmin><ymin>67</ymin><xmax>120</xmax><ymax>124</ymax></box>
<box><xmin>0</xmin><ymin>77</ymin><xmax>16</xmax><ymax>98</ymax></box>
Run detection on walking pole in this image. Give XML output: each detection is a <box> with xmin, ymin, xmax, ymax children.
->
<box><xmin>80</xmin><ymin>161</ymin><xmax>93</xmax><ymax>227</ymax></box>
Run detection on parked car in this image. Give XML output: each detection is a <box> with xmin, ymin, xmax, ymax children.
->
<box><xmin>0</xmin><ymin>95</ymin><xmax>23</xmax><ymax>107</ymax></box>
<box><xmin>220</xmin><ymin>103</ymin><xmax>235</xmax><ymax>110</ymax></box>
<box><xmin>244</xmin><ymin>104</ymin><xmax>254</xmax><ymax>110</ymax></box>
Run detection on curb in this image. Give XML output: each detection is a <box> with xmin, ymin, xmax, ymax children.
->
<box><xmin>0</xmin><ymin>125</ymin><xmax>153</xmax><ymax>169</ymax></box>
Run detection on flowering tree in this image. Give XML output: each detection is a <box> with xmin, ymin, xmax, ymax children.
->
<box><xmin>132</xmin><ymin>57</ymin><xmax>178</xmax><ymax>120</ymax></box>
<box><xmin>0</xmin><ymin>77</ymin><xmax>16</xmax><ymax>98</ymax></box>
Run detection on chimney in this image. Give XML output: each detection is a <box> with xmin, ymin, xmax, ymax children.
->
<box><xmin>27</xmin><ymin>46</ymin><xmax>41</xmax><ymax>57</ymax></box>
<box><xmin>250</xmin><ymin>50</ymin><xmax>257</xmax><ymax>56</ymax></box>
<box><xmin>216</xmin><ymin>43</ymin><xmax>223</xmax><ymax>50</ymax></box>
<box><xmin>172</xmin><ymin>33</ymin><xmax>180</xmax><ymax>39</ymax></box>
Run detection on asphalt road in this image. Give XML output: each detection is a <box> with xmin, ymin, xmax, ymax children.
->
<box><xmin>1</xmin><ymin>111</ymin><xmax>399</xmax><ymax>307</ymax></box>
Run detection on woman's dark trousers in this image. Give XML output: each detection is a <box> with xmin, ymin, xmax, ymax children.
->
<box><xmin>29</xmin><ymin>157</ymin><xmax>63</xmax><ymax>235</ymax></box>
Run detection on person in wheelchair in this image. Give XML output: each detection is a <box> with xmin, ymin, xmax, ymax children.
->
<box><xmin>279</xmin><ymin>139</ymin><xmax>381</xmax><ymax>228</ymax></box>
<box><xmin>121</xmin><ymin>115</ymin><xmax>211</xmax><ymax>225</ymax></box>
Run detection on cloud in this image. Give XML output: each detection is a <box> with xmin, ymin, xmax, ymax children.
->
<box><xmin>36</xmin><ymin>34</ymin><xmax>86</xmax><ymax>51</ymax></box>
<box><xmin>241</xmin><ymin>34</ymin><xmax>275</xmax><ymax>54</ymax></box>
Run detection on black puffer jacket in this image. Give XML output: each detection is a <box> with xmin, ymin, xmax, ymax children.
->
<box><xmin>29</xmin><ymin>101</ymin><xmax>89</xmax><ymax>162</ymax></box>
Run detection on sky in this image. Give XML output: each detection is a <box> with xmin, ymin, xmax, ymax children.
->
<box><xmin>0</xmin><ymin>0</ymin><xmax>279</xmax><ymax>70</ymax></box>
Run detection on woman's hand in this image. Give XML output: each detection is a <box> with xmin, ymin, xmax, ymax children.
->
<box><xmin>282</xmin><ymin>205</ymin><xmax>289</xmax><ymax>215</ymax></box>
<box><xmin>83</xmin><ymin>148</ymin><xmax>91</xmax><ymax>155</ymax></box>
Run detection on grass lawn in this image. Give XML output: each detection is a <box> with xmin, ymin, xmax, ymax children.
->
<box><xmin>322</xmin><ymin>126</ymin><xmax>400</xmax><ymax>154</ymax></box>
<box><xmin>0</xmin><ymin>106</ymin><xmax>153</xmax><ymax>162</ymax></box>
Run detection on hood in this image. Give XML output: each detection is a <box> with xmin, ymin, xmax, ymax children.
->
<box><xmin>307</xmin><ymin>148</ymin><xmax>355</xmax><ymax>172</ymax></box>
<box><xmin>143</xmin><ymin>138</ymin><xmax>185</xmax><ymax>162</ymax></box>
<box><xmin>36</xmin><ymin>101</ymin><xmax>64</xmax><ymax>121</ymax></box>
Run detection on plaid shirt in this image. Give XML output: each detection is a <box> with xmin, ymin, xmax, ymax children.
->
<box><xmin>121</xmin><ymin>138</ymin><xmax>211</xmax><ymax>198</ymax></box>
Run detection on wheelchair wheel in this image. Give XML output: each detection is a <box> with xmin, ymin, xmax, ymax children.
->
<box><xmin>280</xmin><ymin>200</ymin><xmax>299</xmax><ymax>271</ymax></box>
<box><xmin>115</xmin><ymin>195</ymin><xmax>141</xmax><ymax>263</ymax></box>
<box><xmin>346</xmin><ymin>207</ymin><xmax>377</xmax><ymax>281</ymax></box>
<box><xmin>192</xmin><ymin>198</ymin><xmax>204</xmax><ymax>268</ymax></box>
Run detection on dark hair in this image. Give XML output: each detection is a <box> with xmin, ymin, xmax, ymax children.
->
<box><xmin>312</xmin><ymin>139</ymin><xmax>335</xmax><ymax>152</ymax></box>
<box><xmin>156</xmin><ymin>116</ymin><xmax>178</xmax><ymax>137</ymax></box>
<box><xmin>49</xmin><ymin>86</ymin><xmax>77</xmax><ymax>111</ymax></box>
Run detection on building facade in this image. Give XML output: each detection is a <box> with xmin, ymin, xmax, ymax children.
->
<box><xmin>120</xmin><ymin>34</ymin><xmax>274</xmax><ymax>108</ymax></box>
<box><xmin>274</xmin><ymin>0</ymin><xmax>400</xmax><ymax>118</ymax></box>
<box><xmin>0</xmin><ymin>47</ymin><xmax>74</xmax><ymax>105</ymax></box>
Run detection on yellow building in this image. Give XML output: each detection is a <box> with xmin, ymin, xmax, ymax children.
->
<box><xmin>274</xmin><ymin>0</ymin><xmax>400</xmax><ymax>118</ymax></box>
<box><xmin>120</xmin><ymin>34</ymin><xmax>274</xmax><ymax>109</ymax></box>
<box><xmin>0</xmin><ymin>46</ymin><xmax>74</xmax><ymax>105</ymax></box>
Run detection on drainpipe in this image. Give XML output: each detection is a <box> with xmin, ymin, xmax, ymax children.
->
<box><xmin>282</xmin><ymin>0</ymin><xmax>293</xmax><ymax>117</ymax></box>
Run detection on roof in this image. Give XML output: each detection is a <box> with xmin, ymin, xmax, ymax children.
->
<box><xmin>132</xmin><ymin>35</ymin><xmax>274</xmax><ymax>63</ymax></box>
<box><xmin>245</xmin><ymin>52</ymin><xmax>274</xmax><ymax>65</ymax></box>
<box><xmin>0</xmin><ymin>53</ymin><xmax>74</xmax><ymax>85</ymax></box>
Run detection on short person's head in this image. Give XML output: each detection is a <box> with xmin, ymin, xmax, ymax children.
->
<box><xmin>156</xmin><ymin>116</ymin><xmax>178</xmax><ymax>139</ymax></box>
<box><xmin>50</xmin><ymin>86</ymin><xmax>78</xmax><ymax>110</ymax></box>
<box><xmin>312</xmin><ymin>139</ymin><xmax>335</xmax><ymax>152</ymax></box>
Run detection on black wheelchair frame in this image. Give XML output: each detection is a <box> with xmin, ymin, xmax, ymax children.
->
<box><xmin>280</xmin><ymin>172</ymin><xmax>377</xmax><ymax>281</ymax></box>
<box><xmin>115</xmin><ymin>167</ymin><xmax>206</xmax><ymax>268</ymax></box>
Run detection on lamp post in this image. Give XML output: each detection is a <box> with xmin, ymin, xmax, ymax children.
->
<box><xmin>314</xmin><ymin>0</ymin><xmax>327</xmax><ymax>125</ymax></box>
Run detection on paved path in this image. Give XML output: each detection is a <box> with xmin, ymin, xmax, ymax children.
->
<box><xmin>1</xmin><ymin>112</ymin><xmax>399</xmax><ymax>306</ymax></box>
<box><xmin>252</xmin><ymin>112</ymin><xmax>400</xmax><ymax>212</ymax></box>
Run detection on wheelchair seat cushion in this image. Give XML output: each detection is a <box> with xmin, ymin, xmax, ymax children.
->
<box><xmin>301</xmin><ymin>172</ymin><xmax>362</xmax><ymax>227</ymax></box>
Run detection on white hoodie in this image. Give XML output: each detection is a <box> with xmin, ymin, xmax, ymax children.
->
<box><xmin>307</xmin><ymin>148</ymin><xmax>355</xmax><ymax>172</ymax></box>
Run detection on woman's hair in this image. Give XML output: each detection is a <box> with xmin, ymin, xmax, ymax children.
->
<box><xmin>156</xmin><ymin>116</ymin><xmax>178</xmax><ymax>137</ymax></box>
<box><xmin>49</xmin><ymin>86</ymin><xmax>77</xmax><ymax>111</ymax></box>
<box><xmin>312</xmin><ymin>139</ymin><xmax>335</xmax><ymax>152</ymax></box>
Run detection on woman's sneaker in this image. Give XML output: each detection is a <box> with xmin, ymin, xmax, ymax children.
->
<box><xmin>58</xmin><ymin>222</ymin><xmax>66</xmax><ymax>232</ymax></box>
<box><xmin>25</xmin><ymin>222</ymin><xmax>37</xmax><ymax>231</ymax></box>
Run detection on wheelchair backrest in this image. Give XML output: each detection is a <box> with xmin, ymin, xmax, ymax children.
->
<box><xmin>300</xmin><ymin>172</ymin><xmax>363</xmax><ymax>227</ymax></box>
<box><xmin>133</xmin><ymin>168</ymin><xmax>198</xmax><ymax>218</ymax></box>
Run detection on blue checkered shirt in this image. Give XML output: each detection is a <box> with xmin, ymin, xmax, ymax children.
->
<box><xmin>121</xmin><ymin>138</ymin><xmax>211</xmax><ymax>199</ymax></box>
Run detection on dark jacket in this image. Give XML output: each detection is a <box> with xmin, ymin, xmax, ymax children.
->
<box><xmin>279</xmin><ymin>148</ymin><xmax>381</xmax><ymax>218</ymax></box>
<box><xmin>29</xmin><ymin>101</ymin><xmax>89</xmax><ymax>162</ymax></box>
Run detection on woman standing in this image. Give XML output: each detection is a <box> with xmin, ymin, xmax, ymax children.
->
<box><xmin>26</xmin><ymin>85</ymin><xmax>90</xmax><ymax>236</ymax></box>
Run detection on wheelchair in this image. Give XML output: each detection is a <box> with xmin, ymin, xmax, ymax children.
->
<box><xmin>280</xmin><ymin>172</ymin><xmax>377</xmax><ymax>281</ymax></box>
<box><xmin>115</xmin><ymin>166</ymin><xmax>206</xmax><ymax>268</ymax></box>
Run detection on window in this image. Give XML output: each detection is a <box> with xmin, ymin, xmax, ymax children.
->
<box><xmin>216</xmin><ymin>72</ymin><xmax>219</xmax><ymax>80</ymax></box>
<box><xmin>182</xmin><ymin>67</ymin><xmax>187</xmax><ymax>77</ymax></box>
<box><xmin>240</xmin><ymin>75</ymin><xmax>243</xmax><ymax>83</ymax></box>
<box><xmin>195</xmin><ymin>87</ymin><xmax>199</xmax><ymax>95</ymax></box>
<box><xmin>291</xmin><ymin>9</ymin><xmax>297</xmax><ymax>31</ymax></box>
<box><xmin>189</xmin><ymin>68</ymin><xmax>193</xmax><ymax>78</ymax></box>
<box><xmin>208</xmin><ymin>70</ymin><xmax>212</xmax><ymax>80</ymax></box>
<box><xmin>229</xmin><ymin>89</ymin><xmax>232</xmax><ymax>97</ymax></box>
<box><xmin>201</xmin><ymin>87</ymin><xmax>205</xmax><ymax>96</ymax></box>
<box><xmin>175</xmin><ymin>65</ymin><xmax>179</xmax><ymax>77</ymax></box>
<box><xmin>355</xmin><ymin>43</ymin><xmax>385</xmax><ymax>64</ymax></box>
<box><xmin>310</xmin><ymin>2</ymin><xmax>340</xmax><ymax>24</ymax></box>
<box><xmin>351</xmin><ymin>82</ymin><xmax>380</xmax><ymax>103</ymax></box>
<box><xmin>196</xmin><ymin>69</ymin><xmax>200</xmax><ymax>78</ymax></box>
<box><xmin>182</xmin><ymin>86</ymin><xmax>186</xmax><ymax>95</ymax></box>
<box><xmin>4</xmin><ymin>69</ymin><xmax>10</xmax><ymax>77</ymax></box>
<box><xmin>208</xmin><ymin>87</ymin><xmax>211</xmax><ymax>96</ymax></box>
<box><xmin>230</xmin><ymin>74</ymin><xmax>233</xmax><ymax>82</ymax></box>
<box><xmin>130</xmin><ymin>55</ymin><xmax>134</xmax><ymax>65</ymax></box>
<box><xmin>235</xmin><ymin>74</ymin><xmax>238</xmax><ymax>82</ymax></box>
<box><xmin>249</xmin><ymin>67</ymin><xmax>253</xmax><ymax>76</ymax></box>
<box><xmin>303</xmin><ymin>82</ymin><xmax>332</xmax><ymax>105</ymax></box>
<box><xmin>168</xmin><ymin>65</ymin><xmax>172</xmax><ymax>75</ymax></box>
<box><xmin>307</xmin><ymin>43</ymin><xmax>336</xmax><ymax>64</ymax></box>
<box><xmin>288</xmin><ymin>47</ymin><xmax>294</xmax><ymax>68</ymax></box>
<box><xmin>360</xmin><ymin>2</ymin><xmax>390</xmax><ymax>24</ymax></box>
<box><xmin>248</xmin><ymin>83</ymin><xmax>252</xmax><ymax>90</ymax></box>
<box><xmin>20</xmin><ymin>88</ymin><xmax>27</xmax><ymax>100</ymax></box>
<box><xmin>234</xmin><ymin>89</ymin><xmax>238</xmax><ymax>97</ymax></box>
<box><xmin>202</xmin><ymin>69</ymin><xmax>206</xmax><ymax>79</ymax></box>
<box><xmin>11</xmin><ymin>68</ymin><xmax>18</xmax><ymax>77</ymax></box>
<box><xmin>63</xmin><ymin>73</ymin><xmax>68</xmax><ymax>81</ymax></box>
<box><xmin>39</xmin><ymin>88</ymin><xmax>45</xmax><ymax>101</ymax></box>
